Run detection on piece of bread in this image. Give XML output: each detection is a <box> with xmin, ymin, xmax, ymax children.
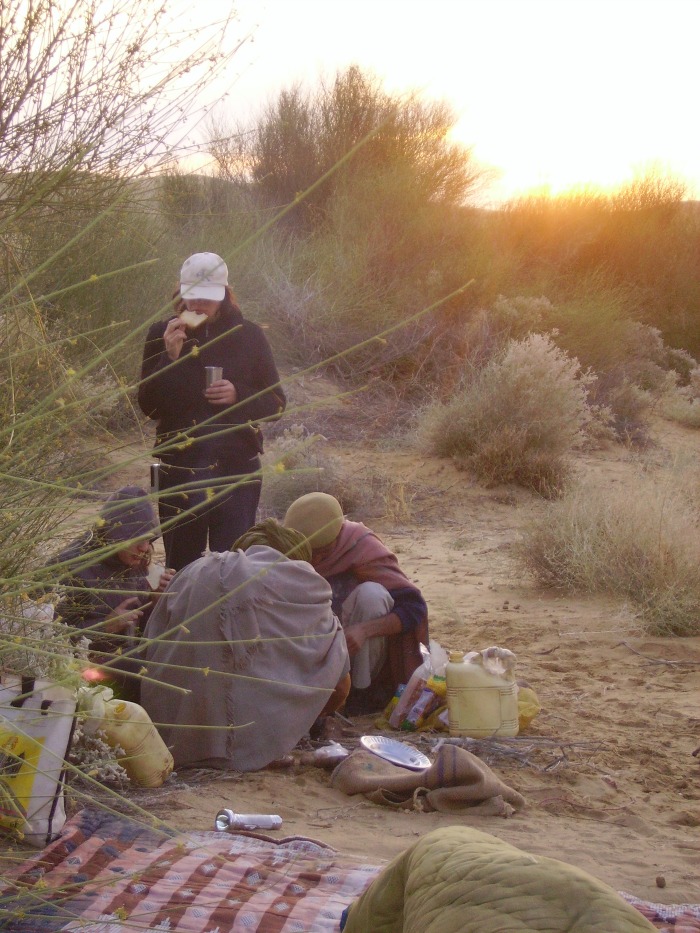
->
<box><xmin>179</xmin><ymin>309</ymin><xmax>207</xmax><ymax>330</ymax></box>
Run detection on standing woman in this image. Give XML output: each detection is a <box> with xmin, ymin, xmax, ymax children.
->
<box><xmin>138</xmin><ymin>253</ymin><xmax>286</xmax><ymax>570</ymax></box>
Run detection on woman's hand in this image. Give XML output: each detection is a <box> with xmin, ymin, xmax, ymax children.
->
<box><xmin>151</xmin><ymin>568</ymin><xmax>176</xmax><ymax>603</ymax></box>
<box><xmin>103</xmin><ymin>597</ymin><xmax>144</xmax><ymax>634</ymax></box>
<box><xmin>156</xmin><ymin>568</ymin><xmax>176</xmax><ymax>592</ymax></box>
<box><xmin>204</xmin><ymin>379</ymin><xmax>237</xmax><ymax>406</ymax></box>
<box><xmin>163</xmin><ymin>317</ymin><xmax>187</xmax><ymax>361</ymax></box>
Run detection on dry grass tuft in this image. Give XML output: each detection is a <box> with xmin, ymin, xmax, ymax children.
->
<box><xmin>518</xmin><ymin>475</ymin><xmax>700</xmax><ymax>636</ymax></box>
<box><xmin>659</xmin><ymin>372</ymin><xmax>700</xmax><ymax>429</ymax></box>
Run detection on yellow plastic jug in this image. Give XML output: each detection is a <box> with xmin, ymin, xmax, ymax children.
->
<box><xmin>100</xmin><ymin>700</ymin><xmax>174</xmax><ymax>787</ymax></box>
<box><xmin>446</xmin><ymin>647</ymin><xmax>519</xmax><ymax>738</ymax></box>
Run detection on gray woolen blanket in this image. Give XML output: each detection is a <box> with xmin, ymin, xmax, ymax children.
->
<box><xmin>141</xmin><ymin>546</ymin><xmax>349</xmax><ymax>770</ymax></box>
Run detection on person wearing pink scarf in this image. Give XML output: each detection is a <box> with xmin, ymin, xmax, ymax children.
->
<box><xmin>284</xmin><ymin>493</ymin><xmax>428</xmax><ymax>714</ymax></box>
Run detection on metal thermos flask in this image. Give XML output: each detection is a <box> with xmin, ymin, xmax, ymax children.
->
<box><xmin>214</xmin><ymin>808</ymin><xmax>283</xmax><ymax>832</ymax></box>
<box><xmin>150</xmin><ymin>461</ymin><xmax>161</xmax><ymax>494</ymax></box>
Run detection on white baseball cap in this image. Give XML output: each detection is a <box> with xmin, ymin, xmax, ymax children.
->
<box><xmin>179</xmin><ymin>252</ymin><xmax>228</xmax><ymax>301</ymax></box>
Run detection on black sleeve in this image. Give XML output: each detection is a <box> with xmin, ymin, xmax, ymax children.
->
<box><xmin>386</xmin><ymin>586</ymin><xmax>428</xmax><ymax>633</ymax></box>
<box><xmin>231</xmin><ymin>324</ymin><xmax>286</xmax><ymax>424</ymax></box>
<box><xmin>137</xmin><ymin>321</ymin><xmax>202</xmax><ymax>420</ymax></box>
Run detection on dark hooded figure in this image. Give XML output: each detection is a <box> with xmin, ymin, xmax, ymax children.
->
<box><xmin>50</xmin><ymin>486</ymin><xmax>173</xmax><ymax>699</ymax></box>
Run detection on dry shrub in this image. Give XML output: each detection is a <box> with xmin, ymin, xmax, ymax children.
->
<box><xmin>73</xmin><ymin>371</ymin><xmax>143</xmax><ymax>435</ymax></box>
<box><xmin>518</xmin><ymin>477</ymin><xmax>700</xmax><ymax>636</ymax></box>
<box><xmin>419</xmin><ymin>333</ymin><xmax>594</xmax><ymax>496</ymax></box>
<box><xmin>434</xmin><ymin>295</ymin><xmax>554</xmax><ymax>386</ymax></box>
<box><xmin>545</xmin><ymin>295</ymin><xmax>694</xmax><ymax>446</ymax></box>
<box><xmin>490</xmin><ymin>294</ymin><xmax>554</xmax><ymax>340</ymax></box>
<box><xmin>349</xmin><ymin>471</ymin><xmax>418</xmax><ymax>524</ymax></box>
<box><xmin>589</xmin><ymin>375</ymin><xmax>653</xmax><ymax>447</ymax></box>
<box><xmin>260</xmin><ymin>425</ymin><xmax>365</xmax><ymax>517</ymax></box>
<box><xmin>260</xmin><ymin>424</ymin><xmax>416</xmax><ymax>523</ymax></box>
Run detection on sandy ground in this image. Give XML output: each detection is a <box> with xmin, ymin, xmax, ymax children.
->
<box><xmin>73</xmin><ymin>402</ymin><xmax>700</xmax><ymax>907</ymax></box>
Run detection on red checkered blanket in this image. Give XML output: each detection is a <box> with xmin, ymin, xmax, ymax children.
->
<box><xmin>621</xmin><ymin>894</ymin><xmax>700</xmax><ymax>932</ymax></box>
<box><xmin>0</xmin><ymin>808</ymin><xmax>381</xmax><ymax>932</ymax></box>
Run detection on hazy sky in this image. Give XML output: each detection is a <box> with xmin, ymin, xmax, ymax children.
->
<box><xmin>187</xmin><ymin>0</ymin><xmax>700</xmax><ymax>204</ymax></box>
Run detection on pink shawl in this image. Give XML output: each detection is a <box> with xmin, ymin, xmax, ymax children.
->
<box><xmin>312</xmin><ymin>521</ymin><xmax>420</xmax><ymax>594</ymax></box>
<box><xmin>312</xmin><ymin>521</ymin><xmax>427</xmax><ymax>693</ymax></box>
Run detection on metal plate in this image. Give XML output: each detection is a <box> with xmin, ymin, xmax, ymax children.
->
<box><xmin>360</xmin><ymin>735</ymin><xmax>431</xmax><ymax>771</ymax></box>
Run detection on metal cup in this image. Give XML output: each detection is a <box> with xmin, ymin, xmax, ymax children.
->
<box><xmin>205</xmin><ymin>366</ymin><xmax>223</xmax><ymax>388</ymax></box>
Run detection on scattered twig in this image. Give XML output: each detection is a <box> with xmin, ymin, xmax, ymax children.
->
<box><xmin>542</xmin><ymin>755</ymin><xmax>567</xmax><ymax>772</ymax></box>
<box><xmin>332</xmin><ymin>711</ymin><xmax>355</xmax><ymax>727</ymax></box>
<box><xmin>421</xmin><ymin>735</ymin><xmax>601</xmax><ymax>772</ymax></box>
<box><xmin>174</xmin><ymin>768</ymin><xmax>243</xmax><ymax>785</ymax></box>
<box><xmin>537</xmin><ymin>795</ymin><xmax>632</xmax><ymax>814</ymax></box>
<box><xmin>616</xmin><ymin>641</ymin><xmax>700</xmax><ymax>667</ymax></box>
<box><xmin>313</xmin><ymin>804</ymin><xmax>366</xmax><ymax>819</ymax></box>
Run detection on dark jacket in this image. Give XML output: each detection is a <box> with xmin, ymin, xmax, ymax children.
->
<box><xmin>137</xmin><ymin>302</ymin><xmax>286</xmax><ymax>463</ymax></box>
<box><xmin>52</xmin><ymin>486</ymin><xmax>158</xmax><ymax>656</ymax></box>
<box><xmin>54</xmin><ymin>547</ymin><xmax>151</xmax><ymax>656</ymax></box>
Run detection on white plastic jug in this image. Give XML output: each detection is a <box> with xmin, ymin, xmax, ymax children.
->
<box><xmin>446</xmin><ymin>647</ymin><xmax>519</xmax><ymax>738</ymax></box>
<box><xmin>100</xmin><ymin>699</ymin><xmax>174</xmax><ymax>787</ymax></box>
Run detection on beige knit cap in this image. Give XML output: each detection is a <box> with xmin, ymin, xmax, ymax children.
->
<box><xmin>283</xmin><ymin>492</ymin><xmax>344</xmax><ymax>548</ymax></box>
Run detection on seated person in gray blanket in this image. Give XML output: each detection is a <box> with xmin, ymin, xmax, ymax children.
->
<box><xmin>141</xmin><ymin>520</ymin><xmax>350</xmax><ymax>771</ymax></box>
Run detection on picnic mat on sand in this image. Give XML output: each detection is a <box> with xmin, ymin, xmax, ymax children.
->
<box><xmin>0</xmin><ymin>806</ymin><xmax>698</xmax><ymax>932</ymax></box>
<box><xmin>0</xmin><ymin>807</ymin><xmax>380</xmax><ymax>932</ymax></box>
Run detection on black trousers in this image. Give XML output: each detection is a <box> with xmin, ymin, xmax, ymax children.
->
<box><xmin>156</xmin><ymin>450</ymin><xmax>262</xmax><ymax>570</ymax></box>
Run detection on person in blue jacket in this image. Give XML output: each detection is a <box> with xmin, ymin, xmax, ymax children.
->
<box><xmin>138</xmin><ymin>252</ymin><xmax>286</xmax><ymax>569</ymax></box>
<box><xmin>50</xmin><ymin>486</ymin><xmax>173</xmax><ymax>700</ymax></box>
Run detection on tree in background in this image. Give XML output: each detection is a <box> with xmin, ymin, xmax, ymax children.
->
<box><xmin>497</xmin><ymin>168</ymin><xmax>700</xmax><ymax>356</ymax></box>
<box><xmin>209</xmin><ymin>65</ymin><xmax>484</xmax><ymax>221</ymax></box>
<box><xmin>208</xmin><ymin>66</ymin><xmax>489</xmax><ymax>390</ymax></box>
<box><xmin>0</xmin><ymin>0</ymin><xmax>242</xmax><ymax>301</ymax></box>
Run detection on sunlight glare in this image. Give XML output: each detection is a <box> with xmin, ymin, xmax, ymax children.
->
<box><xmin>181</xmin><ymin>0</ymin><xmax>700</xmax><ymax>205</ymax></box>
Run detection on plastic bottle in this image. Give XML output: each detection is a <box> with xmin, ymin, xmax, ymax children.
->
<box><xmin>446</xmin><ymin>648</ymin><xmax>519</xmax><ymax>738</ymax></box>
<box><xmin>389</xmin><ymin>666</ymin><xmax>429</xmax><ymax>729</ymax></box>
<box><xmin>100</xmin><ymin>699</ymin><xmax>174</xmax><ymax>787</ymax></box>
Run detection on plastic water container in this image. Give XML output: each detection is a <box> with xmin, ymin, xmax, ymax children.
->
<box><xmin>100</xmin><ymin>700</ymin><xmax>174</xmax><ymax>787</ymax></box>
<box><xmin>446</xmin><ymin>648</ymin><xmax>519</xmax><ymax>738</ymax></box>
